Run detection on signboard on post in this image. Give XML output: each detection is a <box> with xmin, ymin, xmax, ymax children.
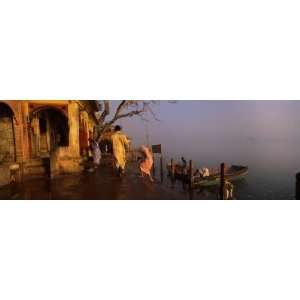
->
<box><xmin>152</xmin><ymin>144</ymin><xmax>162</xmax><ymax>154</ymax></box>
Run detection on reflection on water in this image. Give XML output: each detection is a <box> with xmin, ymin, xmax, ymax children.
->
<box><xmin>121</xmin><ymin>100</ymin><xmax>300</xmax><ymax>199</ymax></box>
<box><xmin>0</xmin><ymin>162</ymin><xmax>183</xmax><ymax>200</ymax></box>
<box><xmin>1</xmin><ymin>139</ymin><xmax>298</xmax><ymax>200</ymax></box>
<box><xmin>155</xmin><ymin>140</ymin><xmax>300</xmax><ymax>199</ymax></box>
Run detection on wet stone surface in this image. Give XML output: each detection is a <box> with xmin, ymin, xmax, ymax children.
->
<box><xmin>0</xmin><ymin>162</ymin><xmax>186</xmax><ymax>200</ymax></box>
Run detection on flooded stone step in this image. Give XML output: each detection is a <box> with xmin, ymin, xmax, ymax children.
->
<box><xmin>24</xmin><ymin>159</ymin><xmax>50</xmax><ymax>176</ymax></box>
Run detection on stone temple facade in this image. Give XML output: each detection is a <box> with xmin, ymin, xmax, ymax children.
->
<box><xmin>0</xmin><ymin>100</ymin><xmax>101</xmax><ymax>187</ymax></box>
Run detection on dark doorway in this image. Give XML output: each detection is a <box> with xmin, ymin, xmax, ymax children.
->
<box><xmin>0</xmin><ymin>103</ymin><xmax>16</xmax><ymax>163</ymax></box>
<box><xmin>30</xmin><ymin>108</ymin><xmax>69</xmax><ymax>158</ymax></box>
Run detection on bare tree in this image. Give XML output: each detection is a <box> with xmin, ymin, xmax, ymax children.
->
<box><xmin>96</xmin><ymin>100</ymin><xmax>168</xmax><ymax>142</ymax></box>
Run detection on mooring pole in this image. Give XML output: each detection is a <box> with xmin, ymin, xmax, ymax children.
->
<box><xmin>171</xmin><ymin>158</ymin><xmax>175</xmax><ymax>179</ymax></box>
<box><xmin>189</xmin><ymin>160</ymin><xmax>193</xmax><ymax>190</ymax></box>
<box><xmin>220</xmin><ymin>163</ymin><xmax>225</xmax><ymax>200</ymax></box>
<box><xmin>170</xmin><ymin>158</ymin><xmax>176</xmax><ymax>187</ymax></box>
<box><xmin>182</xmin><ymin>163</ymin><xmax>187</xmax><ymax>191</ymax></box>
<box><xmin>296</xmin><ymin>172</ymin><xmax>300</xmax><ymax>200</ymax></box>
<box><xmin>152</xmin><ymin>160</ymin><xmax>156</xmax><ymax>177</ymax></box>
<box><xmin>160</xmin><ymin>155</ymin><xmax>164</xmax><ymax>183</ymax></box>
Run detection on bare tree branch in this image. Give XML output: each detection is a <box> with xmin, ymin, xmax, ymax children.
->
<box><xmin>96</xmin><ymin>100</ymin><xmax>174</xmax><ymax>143</ymax></box>
<box><xmin>114</xmin><ymin>100</ymin><xmax>127</xmax><ymax>118</ymax></box>
<box><xmin>98</xmin><ymin>100</ymin><xmax>110</xmax><ymax>124</ymax></box>
<box><xmin>109</xmin><ymin>109</ymin><xmax>146</xmax><ymax>124</ymax></box>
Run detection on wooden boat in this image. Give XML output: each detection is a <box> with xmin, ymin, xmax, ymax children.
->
<box><xmin>166</xmin><ymin>163</ymin><xmax>248</xmax><ymax>187</ymax></box>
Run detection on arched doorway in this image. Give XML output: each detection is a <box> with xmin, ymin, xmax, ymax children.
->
<box><xmin>29</xmin><ymin>107</ymin><xmax>69</xmax><ymax>158</ymax></box>
<box><xmin>0</xmin><ymin>103</ymin><xmax>16</xmax><ymax>164</ymax></box>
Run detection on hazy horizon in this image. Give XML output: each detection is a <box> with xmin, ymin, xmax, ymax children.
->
<box><xmin>114</xmin><ymin>101</ymin><xmax>300</xmax><ymax>147</ymax></box>
<box><xmin>114</xmin><ymin>100</ymin><xmax>300</xmax><ymax>199</ymax></box>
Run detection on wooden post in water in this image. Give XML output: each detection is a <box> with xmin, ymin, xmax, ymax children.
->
<box><xmin>182</xmin><ymin>164</ymin><xmax>187</xmax><ymax>191</ymax></box>
<box><xmin>171</xmin><ymin>158</ymin><xmax>175</xmax><ymax>179</ymax></box>
<box><xmin>220</xmin><ymin>163</ymin><xmax>225</xmax><ymax>200</ymax></box>
<box><xmin>170</xmin><ymin>158</ymin><xmax>176</xmax><ymax>187</ymax></box>
<box><xmin>160</xmin><ymin>155</ymin><xmax>164</xmax><ymax>183</ymax></box>
<box><xmin>296</xmin><ymin>172</ymin><xmax>300</xmax><ymax>200</ymax></box>
<box><xmin>189</xmin><ymin>160</ymin><xmax>193</xmax><ymax>190</ymax></box>
<box><xmin>152</xmin><ymin>160</ymin><xmax>156</xmax><ymax>177</ymax></box>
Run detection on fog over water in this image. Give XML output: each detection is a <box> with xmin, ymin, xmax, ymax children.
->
<box><xmin>115</xmin><ymin>101</ymin><xmax>300</xmax><ymax>199</ymax></box>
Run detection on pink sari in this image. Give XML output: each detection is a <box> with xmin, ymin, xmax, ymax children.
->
<box><xmin>139</xmin><ymin>146</ymin><xmax>153</xmax><ymax>176</ymax></box>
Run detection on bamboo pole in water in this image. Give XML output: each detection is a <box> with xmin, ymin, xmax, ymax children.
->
<box><xmin>296</xmin><ymin>172</ymin><xmax>300</xmax><ymax>200</ymax></box>
<box><xmin>220</xmin><ymin>163</ymin><xmax>225</xmax><ymax>200</ymax></box>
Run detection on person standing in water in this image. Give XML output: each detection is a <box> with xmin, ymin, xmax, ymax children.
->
<box><xmin>111</xmin><ymin>125</ymin><xmax>129</xmax><ymax>176</ymax></box>
<box><xmin>139</xmin><ymin>145</ymin><xmax>154</xmax><ymax>182</ymax></box>
<box><xmin>89</xmin><ymin>138</ymin><xmax>101</xmax><ymax>168</ymax></box>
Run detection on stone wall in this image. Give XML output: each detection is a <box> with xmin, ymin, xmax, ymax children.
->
<box><xmin>45</xmin><ymin>101</ymin><xmax>82</xmax><ymax>177</ymax></box>
<box><xmin>0</xmin><ymin>165</ymin><xmax>10</xmax><ymax>187</ymax></box>
<box><xmin>0</xmin><ymin>100</ymin><xmax>100</xmax><ymax>186</ymax></box>
<box><xmin>0</xmin><ymin>113</ymin><xmax>15</xmax><ymax>163</ymax></box>
<box><xmin>0</xmin><ymin>102</ymin><xmax>19</xmax><ymax>187</ymax></box>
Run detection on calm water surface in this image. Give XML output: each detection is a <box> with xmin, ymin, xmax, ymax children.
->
<box><xmin>157</xmin><ymin>140</ymin><xmax>300</xmax><ymax>200</ymax></box>
<box><xmin>122</xmin><ymin>100</ymin><xmax>300</xmax><ymax>199</ymax></box>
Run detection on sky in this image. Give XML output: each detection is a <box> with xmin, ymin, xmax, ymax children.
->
<box><xmin>106</xmin><ymin>100</ymin><xmax>300</xmax><ymax>170</ymax></box>
<box><xmin>110</xmin><ymin>100</ymin><xmax>300</xmax><ymax>148</ymax></box>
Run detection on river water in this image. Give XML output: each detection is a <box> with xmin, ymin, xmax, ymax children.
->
<box><xmin>120</xmin><ymin>101</ymin><xmax>300</xmax><ymax>199</ymax></box>
<box><xmin>154</xmin><ymin>139</ymin><xmax>300</xmax><ymax>200</ymax></box>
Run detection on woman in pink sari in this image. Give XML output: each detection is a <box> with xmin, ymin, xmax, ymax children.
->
<box><xmin>139</xmin><ymin>145</ymin><xmax>154</xmax><ymax>182</ymax></box>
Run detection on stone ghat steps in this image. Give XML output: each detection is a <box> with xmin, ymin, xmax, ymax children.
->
<box><xmin>0</xmin><ymin>164</ymin><xmax>11</xmax><ymax>187</ymax></box>
<box><xmin>24</xmin><ymin>159</ymin><xmax>50</xmax><ymax>177</ymax></box>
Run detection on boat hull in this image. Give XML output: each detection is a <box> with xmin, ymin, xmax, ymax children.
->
<box><xmin>167</xmin><ymin>164</ymin><xmax>248</xmax><ymax>188</ymax></box>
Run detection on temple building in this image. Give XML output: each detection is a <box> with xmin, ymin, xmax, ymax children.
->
<box><xmin>0</xmin><ymin>100</ymin><xmax>101</xmax><ymax>187</ymax></box>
